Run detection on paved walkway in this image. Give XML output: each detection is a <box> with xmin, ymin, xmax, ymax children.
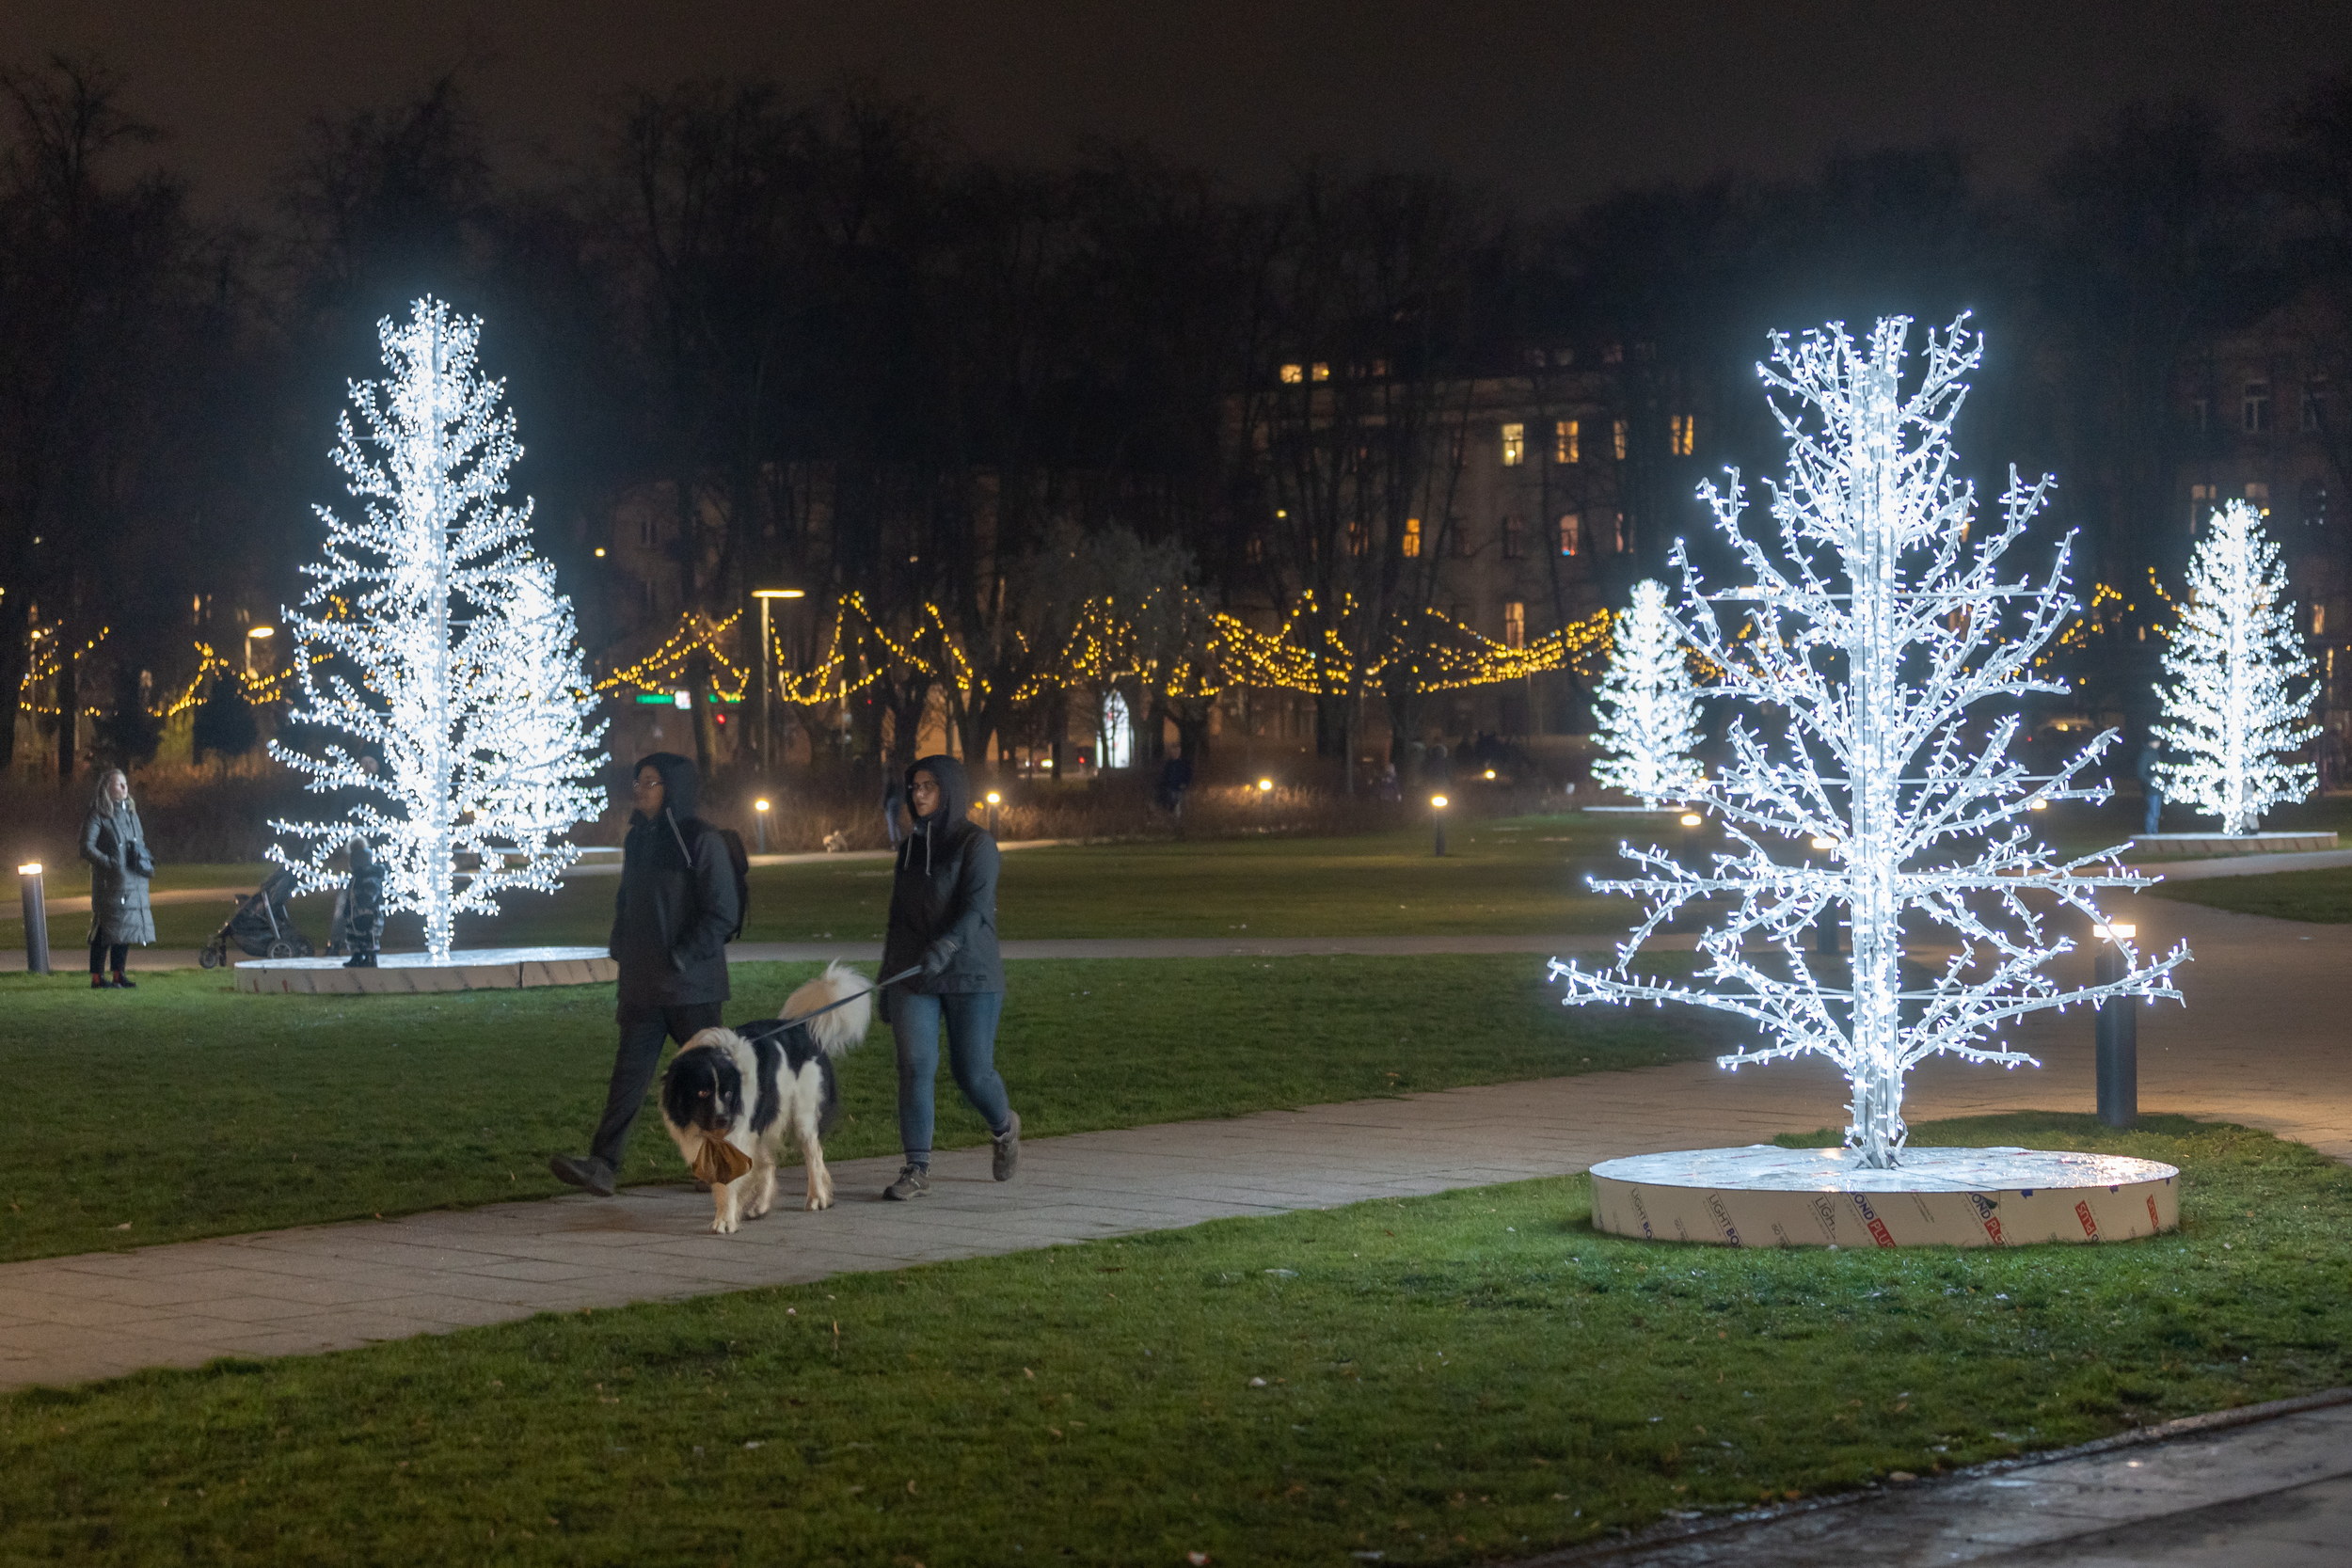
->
<box><xmin>1549</xmin><ymin>1391</ymin><xmax>2352</xmax><ymax>1566</ymax></box>
<box><xmin>2</xmin><ymin>891</ymin><xmax>2350</xmax><ymax>1395</ymax></box>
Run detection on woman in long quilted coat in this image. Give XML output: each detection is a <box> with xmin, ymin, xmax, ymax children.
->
<box><xmin>79</xmin><ymin>768</ymin><xmax>156</xmax><ymax>990</ymax></box>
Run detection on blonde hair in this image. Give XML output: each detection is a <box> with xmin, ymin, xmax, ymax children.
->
<box><xmin>89</xmin><ymin>768</ymin><xmax>134</xmax><ymax>816</ymax></box>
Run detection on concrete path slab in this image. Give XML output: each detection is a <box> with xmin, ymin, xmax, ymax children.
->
<box><xmin>1537</xmin><ymin>1391</ymin><xmax>2352</xmax><ymax>1567</ymax></box>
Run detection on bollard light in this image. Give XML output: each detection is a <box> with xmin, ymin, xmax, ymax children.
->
<box><xmin>985</xmin><ymin>790</ymin><xmax>1002</xmax><ymax>834</ymax></box>
<box><xmin>2026</xmin><ymin>799</ymin><xmax>2048</xmax><ymax>812</ymax></box>
<box><xmin>1431</xmin><ymin>794</ymin><xmax>1450</xmax><ymax>857</ymax></box>
<box><xmin>1257</xmin><ymin>777</ymin><xmax>1274</xmax><ymax>794</ymax></box>
<box><xmin>1678</xmin><ymin>811</ymin><xmax>1703</xmax><ymax>865</ymax></box>
<box><xmin>752</xmin><ymin>797</ymin><xmax>771</xmax><ymax>853</ymax></box>
<box><xmin>17</xmin><ymin>862</ymin><xmax>49</xmax><ymax>976</ymax></box>
<box><xmin>1483</xmin><ymin>768</ymin><xmax>1496</xmax><ymax>781</ymax></box>
<box><xmin>2092</xmin><ymin>922</ymin><xmax>2138</xmax><ymax>1128</ymax></box>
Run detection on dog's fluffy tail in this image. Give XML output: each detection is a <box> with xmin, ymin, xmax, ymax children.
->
<box><xmin>785</xmin><ymin>959</ymin><xmax>874</xmax><ymax>1057</ymax></box>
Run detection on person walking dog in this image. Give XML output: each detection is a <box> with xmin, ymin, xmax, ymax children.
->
<box><xmin>549</xmin><ymin>752</ymin><xmax>739</xmax><ymax>1196</ymax></box>
<box><xmin>878</xmin><ymin>753</ymin><xmax>1021</xmax><ymax>1200</ymax></box>
<box><xmin>79</xmin><ymin>768</ymin><xmax>155</xmax><ymax>990</ymax></box>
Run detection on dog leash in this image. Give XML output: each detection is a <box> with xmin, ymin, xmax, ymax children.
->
<box><xmin>772</xmin><ymin>965</ymin><xmax>923</xmax><ymax>1029</ymax></box>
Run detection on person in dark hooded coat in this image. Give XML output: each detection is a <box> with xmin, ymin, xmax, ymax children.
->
<box><xmin>549</xmin><ymin>752</ymin><xmax>739</xmax><ymax>1196</ymax></box>
<box><xmin>876</xmin><ymin>753</ymin><xmax>1020</xmax><ymax>1199</ymax></box>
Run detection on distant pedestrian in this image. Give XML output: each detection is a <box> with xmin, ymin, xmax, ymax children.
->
<box><xmin>1157</xmin><ymin>753</ymin><xmax>1193</xmax><ymax>816</ymax></box>
<box><xmin>2320</xmin><ymin>727</ymin><xmax>2344</xmax><ymax>794</ymax></box>
<box><xmin>878</xmin><ymin>753</ymin><xmax>1021</xmax><ymax>1200</ymax></box>
<box><xmin>548</xmin><ymin>752</ymin><xmax>739</xmax><ymax>1196</ymax></box>
<box><xmin>2136</xmin><ymin>739</ymin><xmax>2167</xmax><ymax>835</ymax></box>
<box><xmin>79</xmin><ymin>768</ymin><xmax>154</xmax><ymax>990</ymax></box>
<box><xmin>340</xmin><ymin>838</ymin><xmax>385</xmax><ymax>969</ymax></box>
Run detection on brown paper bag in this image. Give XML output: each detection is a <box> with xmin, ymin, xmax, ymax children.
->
<box><xmin>691</xmin><ymin>1137</ymin><xmax>753</xmax><ymax>1186</ymax></box>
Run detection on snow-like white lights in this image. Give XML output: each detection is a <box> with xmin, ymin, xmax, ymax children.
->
<box><xmin>1549</xmin><ymin>316</ymin><xmax>2188</xmax><ymax>1169</ymax></box>
<box><xmin>269</xmin><ymin>298</ymin><xmax>609</xmax><ymax>962</ymax></box>
<box><xmin>2153</xmin><ymin>499</ymin><xmax>2318</xmax><ymax>835</ymax></box>
<box><xmin>1592</xmin><ymin>578</ymin><xmax>1705</xmax><ymax>806</ymax></box>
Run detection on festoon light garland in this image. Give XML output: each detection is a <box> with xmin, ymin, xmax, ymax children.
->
<box><xmin>269</xmin><ymin>298</ymin><xmax>608</xmax><ymax>961</ymax></box>
<box><xmin>1549</xmin><ymin>316</ymin><xmax>2189</xmax><ymax>1168</ymax></box>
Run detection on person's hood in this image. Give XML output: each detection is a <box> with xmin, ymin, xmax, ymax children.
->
<box><xmin>633</xmin><ymin>751</ymin><xmax>701</xmax><ymax>823</ymax></box>
<box><xmin>905</xmin><ymin>753</ymin><xmax>971</xmax><ymax>829</ymax></box>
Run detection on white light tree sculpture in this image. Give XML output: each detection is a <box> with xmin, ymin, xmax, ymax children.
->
<box><xmin>270</xmin><ymin>298</ymin><xmax>608</xmax><ymax>961</ymax></box>
<box><xmin>1592</xmin><ymin>578</ymin><xmax>1705</xmax><ymax>805</ymax></box>
<box><xmin>2153</xmin><ymin>499</ymin><xmax>2318</xmax><ymax>835</ymax></box>
<box><xmin>1550</xmin><ymin>316</ymin><xmax>2188</xmax><ymax>1168</ymax></box>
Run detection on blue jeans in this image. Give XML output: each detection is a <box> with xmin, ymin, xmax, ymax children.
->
<box><xmin>891</xmin><ymin>990</ymin><xmax>1012</xmax><ymax>1165</ymax></box>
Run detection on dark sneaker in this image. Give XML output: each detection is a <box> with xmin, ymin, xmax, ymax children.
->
<box><xmin>882</xmin><ymin>1164</ymin><xmax>930</xmax><ymax>1201</ymax></box>
<box><xmin>992</xmin><ymin>1110</ymin><xmax>1021</xmax><ymax>1181</ymax></box>
<box><xmin>111</xmin><ymin>974</ymin><xmax>136</xmax><ymax>990</ymax></box>
<box><xmin>548</xmin><ymin>1153</ymin><xmax>616</xmax><ymax>1197</ymax></box>
<box><xmin>344</xmin><ymin>952</ymin><xmax>378</xmax><ymax>969</ymax></box>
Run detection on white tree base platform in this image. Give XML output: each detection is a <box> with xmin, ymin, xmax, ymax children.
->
<box><xmin>234</xmin><ymin>947</ymin><xmax>616</xmax><ymax>995</ymax></box>
<box><xmin>2131</xmin><ymin>831</ymin><xmax>2338</xmax><ymax>857</ymax></box>
<box><xmin>1579</xmin><ymin>805</ymin><xmax>1693</xmax><ymax>816</ymax></box>
<box><xmin>1588</xmin><ymin>1145</ymin><xmax>2179</xmax><ymax>1248</ymax></box>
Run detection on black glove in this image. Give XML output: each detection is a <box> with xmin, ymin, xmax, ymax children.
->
<box><xmin>921</xmin><ymin>937</ymin><xmax>959</xmax><ymax>977</ymax></box>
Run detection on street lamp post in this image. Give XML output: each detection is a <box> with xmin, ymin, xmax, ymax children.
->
<box><xmin>753</xmin><ymin>797</ymin><xmax>771</xmax><ymax>853</ymax></box>
<box><xmin>1678</xmin><ymin>811</ymin><xmax>1703</xmax><ymax>867</ymax></box>
<box><xmin>2093</xmin><ymin>922</ymin><xmax>2139</xmax><ymax>1128</ymax></box>
<box><xmin>1431</xmin><ymin>794</ymin><xmax>1449</xmax><ymax>857</ymax></box>
<box><xmin>985</xmin><ymin>790</ymin><xmax>1001</xmax><ymax>836</ymax></box>
<box><xmin>18</xmin><ymin>863</ymin><xmax>48</xmax><ymax>975</ymax></box>
<box><xmin>751</xmin><ymin>589</ymin><xmax>806</xmax><ymax>773</ymax></box>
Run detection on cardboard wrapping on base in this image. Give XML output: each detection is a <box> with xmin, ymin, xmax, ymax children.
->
<box><xmin>1589</xmin><ymin>1145</ymin><xmax>2180</xmax><ymax>1248</ymax></box>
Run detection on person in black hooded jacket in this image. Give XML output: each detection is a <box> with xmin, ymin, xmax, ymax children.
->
<box><xmin>876</xmin><ymin>753</ymin><xmax>1021</xmax><ymax>1199</ymax></box>
<box><xmin>548</xmin><ymin>752</ymin><xmax>739</xmax><ymax>1196</ymax></box>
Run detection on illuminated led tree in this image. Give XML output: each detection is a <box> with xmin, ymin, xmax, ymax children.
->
<box><xmin>1550</xmin><ymin>316</ymin><xmax>2187</xmax><ymax>1168</ymax></box>
<box><xmin>270</xmin><ymin>298</ymin><xmax>607</xmax><ymax>960</ymax></box>
<box><xmin>1591</xmin><ymin>578</ymin><xmax>1704</xmax><ymax>805</ymax></box>
<box><xmin>2153</xmin><ymin>499</ymin><xmax>2318</xmax><ymax>834</ymax></box>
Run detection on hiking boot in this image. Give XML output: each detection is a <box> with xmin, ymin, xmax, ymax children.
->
<box><xmin>882</xmin><ymin>1163</ymin><xmax>930</xmax><ymax>1201</ymax></box>
<box><xmin>992</xmin><ymin>1110</ymin><xmax>1022</xmax><ymax>1181</ymax></box>
<box><xmin>548</xmin><ymin>1153</ymin><xmax>616</xmax><ymax>1197</ymax></box>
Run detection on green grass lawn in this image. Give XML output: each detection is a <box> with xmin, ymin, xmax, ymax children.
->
<box><xmin>6</xmin><ymin>814</ymin><xmax>1673</xmax><ymax>948</ymax></box>
<box><xmin>0</xmin><ymin>1114</ymin><xmax>2341</xmax><ymax>1566</ymax></box>
<box><xmin>2152</xmin><ymin>864</ymin><xmax>2352</xmax><ymax>923</ymax></box>
<box><xmin>0</xmin><ymin>956</ymin><xmax>1717</xmax><ymax>1263</ymax></box>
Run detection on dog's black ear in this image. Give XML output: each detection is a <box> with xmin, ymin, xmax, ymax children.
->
<box><xmin>660</xmin><ymin>1052</ymin><xmax>711</xmax><ymax>1129</ymax></box>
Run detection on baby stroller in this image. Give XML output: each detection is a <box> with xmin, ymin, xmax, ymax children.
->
<box><xmin>198</xmin><ymin>867</ymin><xmax>315</xmax><ymax>968</ymax></box>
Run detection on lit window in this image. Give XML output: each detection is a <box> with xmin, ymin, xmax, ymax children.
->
<box><xmin>2189</xmin><ymin>482</ymin><xmax>2217</xmax><ymax>530</ymax></box>
<box><xmin>1348</xmin><ymin>518</ymin><xmax>1369</xmax><ymax>558</ymax></box>
<box><xmin>1669</xmin><ymin>414</ymin><xmax>1695</xmax><ymax>456</ymax></box>
<box><xmin>2246</xmin><ymin>481</ymin><xmax>2271</xmax><ymax>515</ymax></box>
<box><xmin>1402</xmin><ymin>516</ymin><xmax>1422</xmax><ymax>558</ymax></box>
<box><xmin>1612</xmin><ymin>514</ymin><xmax>1629</xmax><ymax>552</ymax></box>
<box><xmin>1502</xmin><ymin>515</ymin><xmax>1527</xmax><ymax>559</ymax></box>
<box><xmin>1613</xmin><ymin>420</ymin><xmax>1628</xmax><ymax>462</ymax></box>
<box><xmin>1500</xmin><ymin>422</ymin><xmax>1525</xmax><ymax>467</ymax></box>
<box><xmin>2315</xmin><ymin>603</ymin><xmax>2328</xmax><ymax>637</ymax></box>
<box><xmin>1555</xmin><ymin>420</ymin><xmax>1580</xmax><ymax>464</ymax></box>
<box><xmin>1279</xmin><ymin>363</ymin><xmax>1304</xmax><ymax>384</ymax></box>
<box><xmin>1311</xmin><ymin>362</ymin><xmax>1331</xmax><ymax>382</ymax></box>
<box><xmin>1558</xmin><ymin>514</ymin><xmax>1580</xmax><ymax>556</ymax></box>
<box><xmin>2245</xmin><ymin>381</ymin><xmax>2272</xmax><ymax>434</ymax></box>
<box><xmin>1503</xmin><ymin>601</ymin><xmax>1526</xmax><ymax>650</ymax></box>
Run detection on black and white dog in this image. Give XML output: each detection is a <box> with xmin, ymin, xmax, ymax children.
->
<box><xmin>660</xmin><ymin>962</ymin><xmax>874</xmax><ymax>1234</ymax></box>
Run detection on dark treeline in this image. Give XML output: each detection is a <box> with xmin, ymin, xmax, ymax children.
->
<box><xmin>3</xmin><ymin>55</ymin><xmax>2348</xmax><ymax>780</ymax></box>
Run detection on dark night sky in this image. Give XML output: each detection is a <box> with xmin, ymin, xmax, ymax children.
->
<box><xmin>5</xmin><ymin>1</ymin><xmax>2346</xmax><ymax>215</ymax></box>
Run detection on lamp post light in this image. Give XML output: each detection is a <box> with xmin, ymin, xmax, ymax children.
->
<box><xmin>18</xmin><ymin>863</ymin><xmax>48</xmax><ymax>975</ymax></box>
<box><xmin>243</xmin><ymin>624</ymin><xmax>275</xmax><ymax>678</ymax></box>
<box><xmin>1255</xmin><ymin>777</ymin><xmax>1274</xmax><ymax>810</ymax></box>
<box><xmin>2093</xmin><ymin>922</ymin><xmax>2139</xmax><ymax>1128</ymax></box>
<box><xmin>1679</xmin><ymin>810</ymin><xmax>1703</xmax><ymax>867</ymax></box>
<box><xmin>1431</xmin><ymin>794</ymin><xmax>1450</xmax><ymax>857</ymax></box>
<box><xmin>752</xmin><ymin>797</ymin><xmax>771</xmax><ymax>853</ymax></box>
<box><xmin>985</xmin><ymin>790</ymin><xmax>1002</xmax><ymax>835</ymax></box>
<box><xmin>751</xmin><ymin>589</ymin><xmax>805</xmax><ymax>773</ymax></box>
